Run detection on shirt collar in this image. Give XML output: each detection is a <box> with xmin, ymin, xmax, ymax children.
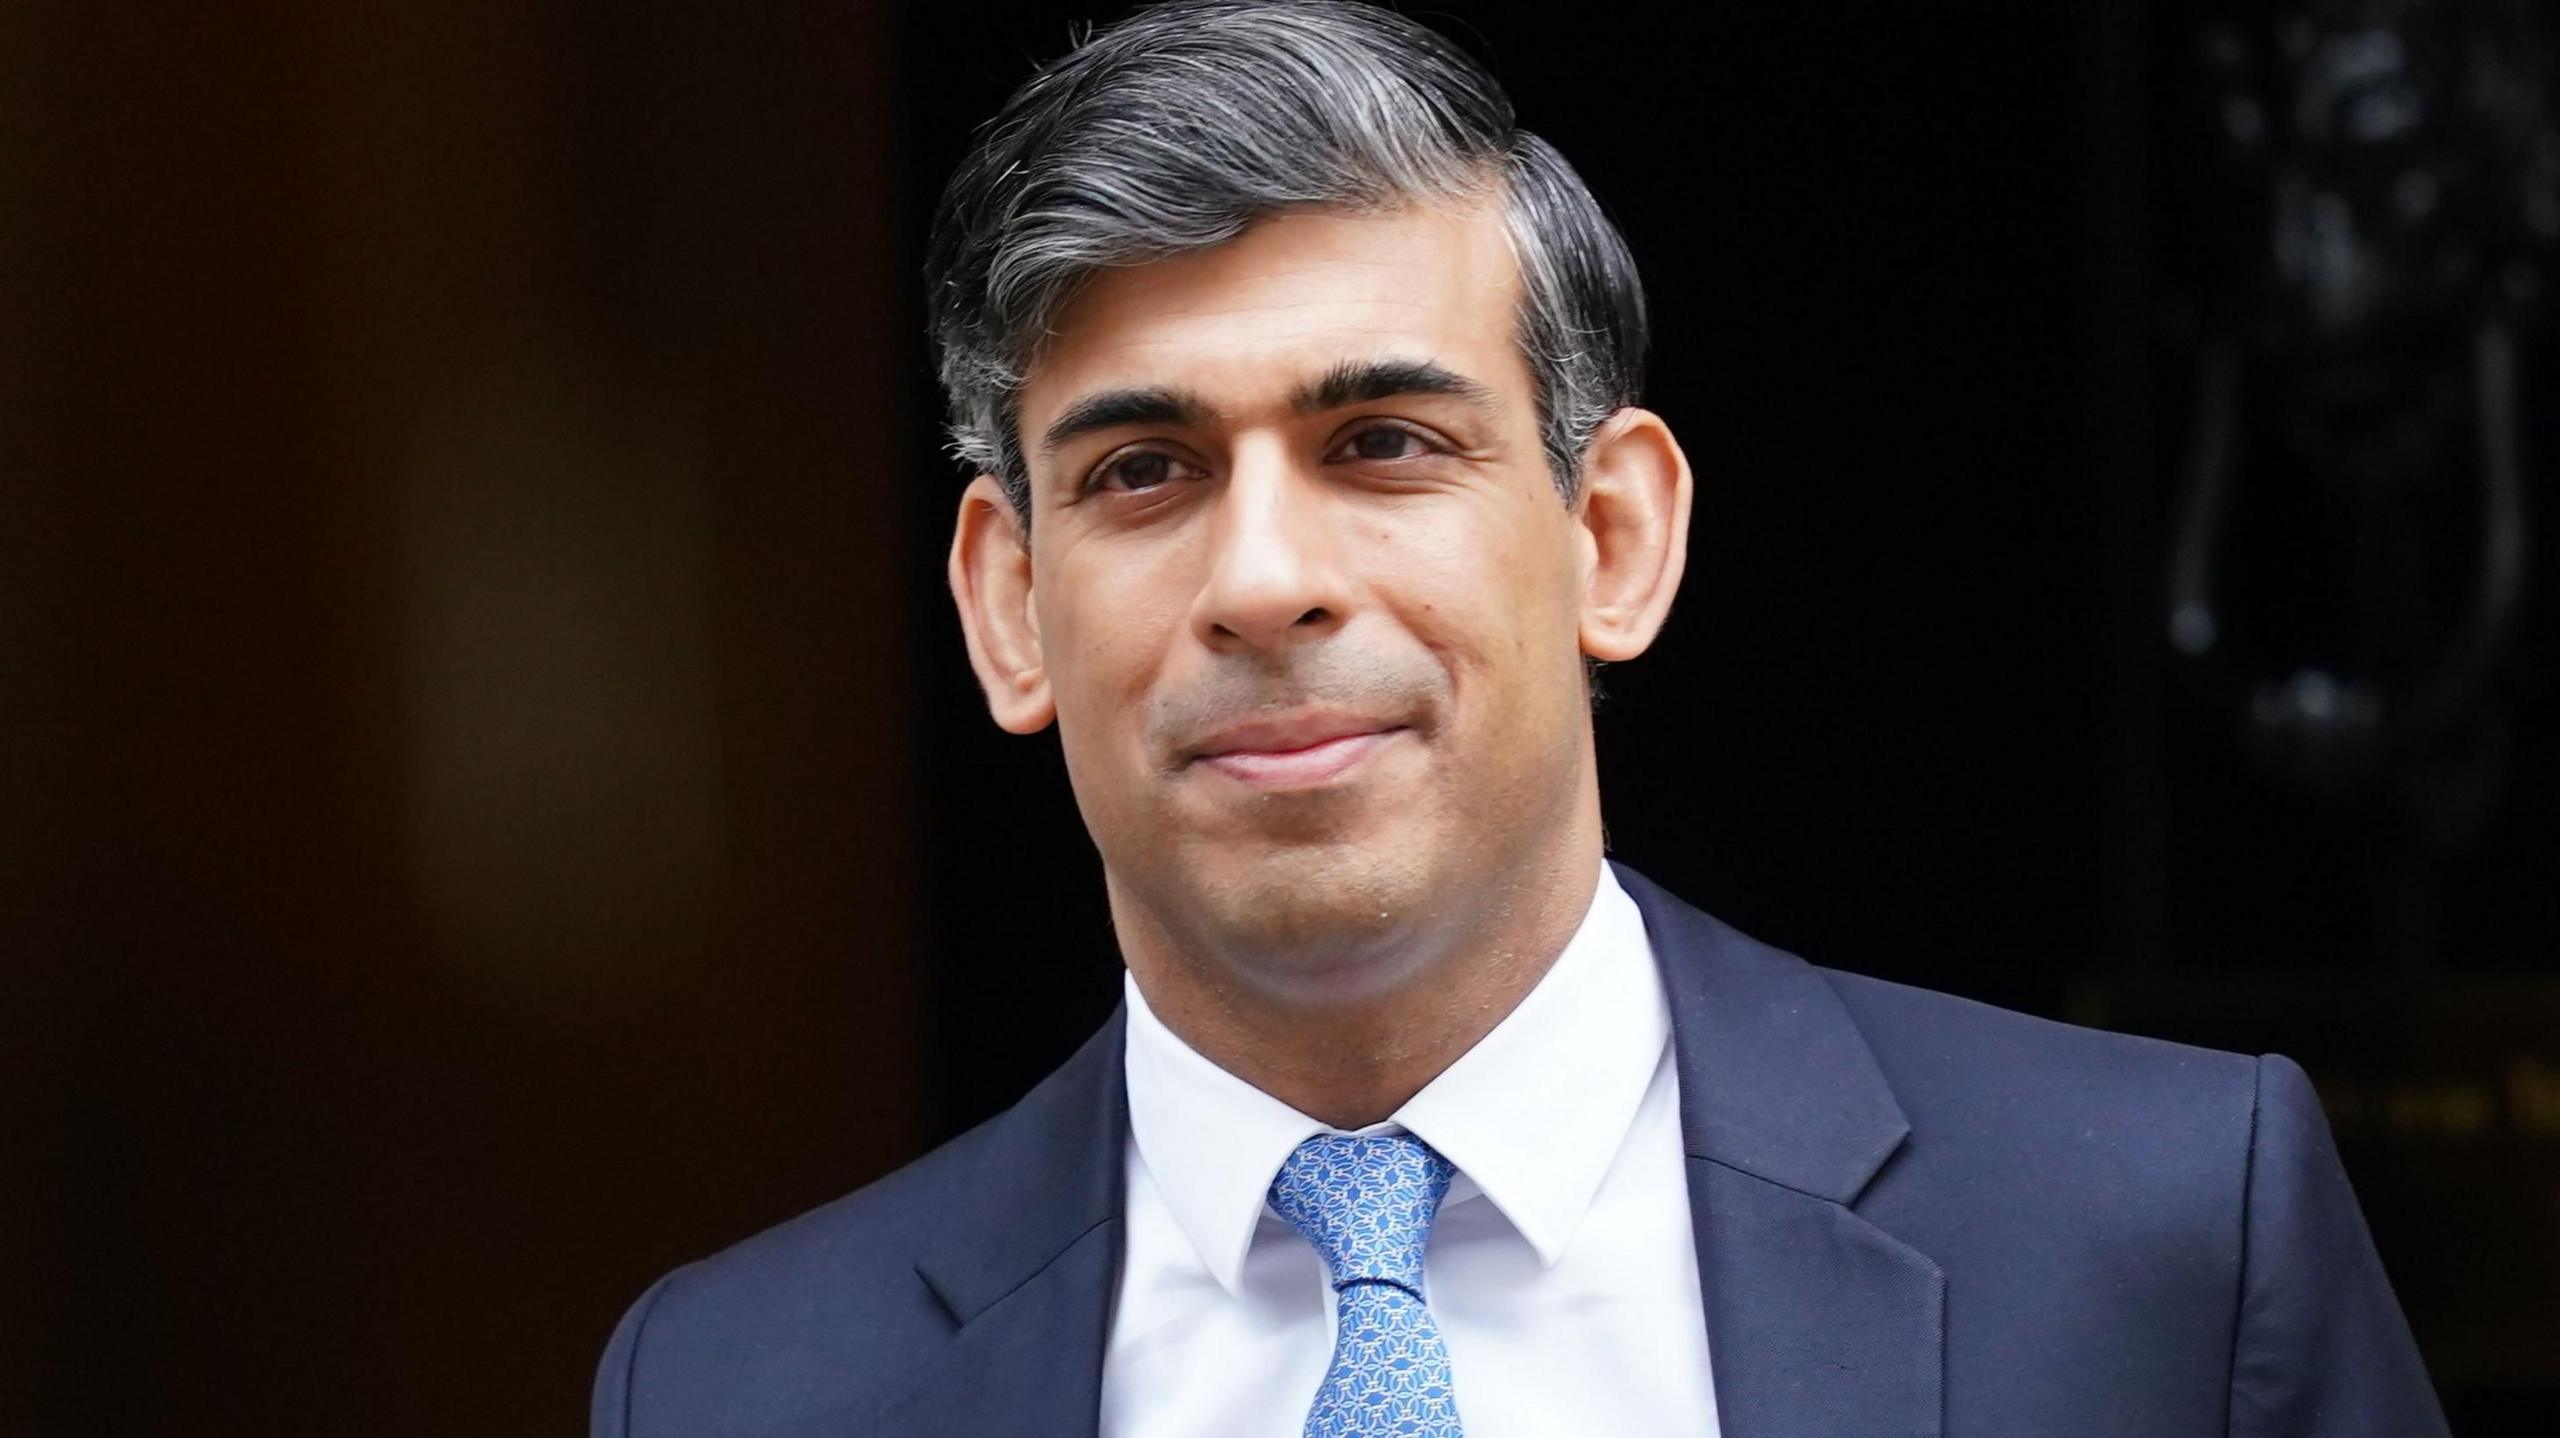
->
<box><xmin>1121</xmin><ymin>862</ymin><xmax>1671</xmax><ymax>1295</ymax></box>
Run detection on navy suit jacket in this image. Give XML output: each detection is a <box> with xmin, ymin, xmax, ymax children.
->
<box><xmin>593</xmin><ymin>866</ymin><xmax>2450</xmax><ymax>1436</ymax></box>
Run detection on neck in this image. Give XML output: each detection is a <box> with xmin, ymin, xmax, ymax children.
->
<box><xmin>1113</xmin><ymin>801</ymin><xmax>1604</xmax><ymax>1131</ymax></box>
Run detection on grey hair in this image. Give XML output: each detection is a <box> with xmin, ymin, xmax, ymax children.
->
<box><xmin>925</xmin><ymin>0</ymin><xmax>1649</xmax><ymax>515</ymax></box>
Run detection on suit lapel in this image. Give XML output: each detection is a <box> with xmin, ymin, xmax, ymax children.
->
<box><xmin>883</xmin><ymin>873</ymin><xmax>1944</xmax><ymax>1436</ymax></box>
<box><xmin>1679</xmin><ymin>1158</ymin><xmax>1946</xmax><ymax>1437</ymax></box>
<box><xmin>1617</xmin><ymin>864</ymin><xmax>1947</xmax><ymax>1438</ymax></box>
<box><xmin>879</xmin><ymin>1009</ymin><xmax>1129</xmax><ymax>1438</ymax></box>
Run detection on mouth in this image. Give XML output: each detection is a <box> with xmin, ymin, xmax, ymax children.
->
<box><xmin>1189</xmin><ymin>720</ymin><xmax>1409</xmax><ymax>790</ymax></box>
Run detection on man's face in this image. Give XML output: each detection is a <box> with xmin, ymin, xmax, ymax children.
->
<box><xmin>995</xmin><ymin>200</ymin><xmax>1602</xmax><ymax>997</ymax></box>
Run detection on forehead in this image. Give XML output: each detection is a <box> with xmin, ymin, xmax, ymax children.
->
<box><xmin>1019</xmin><ymin>200</ymin><xmax>1530</xmax><ymax>428</ymax></box>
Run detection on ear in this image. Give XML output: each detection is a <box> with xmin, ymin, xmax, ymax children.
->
<box><xmin>1574</xmin><ymin>407</ymin><xmax>1692</xmax><ymax>662</ymax></box>
<box><xmin>948</xmin><ymin>475</ymin><xmax>1056</xmax><ymax>734</ymax></box>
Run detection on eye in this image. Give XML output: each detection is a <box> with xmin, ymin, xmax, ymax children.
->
<box><xmin>1086</xmin><ymin>448</ymin><xmax>1205</xmax><ymax>494</ymax></box>
<box><xmin>1329</xmin><ymin>423</ymin><xmax>1436</xmax><ymax>463</ymax></box>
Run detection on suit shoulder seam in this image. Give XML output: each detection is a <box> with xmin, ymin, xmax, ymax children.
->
<box><xmin>609</xmin><ymin>1264</ymin><xmax>690</xmax><ymax>1438</ymax></box>
<box><xmin>2220</xmin><ymin>1053</ymin><xmax>2270</xmax><ymax>1438</ymax></box>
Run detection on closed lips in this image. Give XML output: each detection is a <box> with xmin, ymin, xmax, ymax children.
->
<box><xmin>1191</xmin><ymin>716</ymin><xmax>1403</xmax><ymax>759</ymax></box>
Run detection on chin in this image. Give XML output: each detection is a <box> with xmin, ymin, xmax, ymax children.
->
<box><xmin>1185</xmin><ymin>842</ymin><xmax>1447</xmax><ymax>1000</ymax></box>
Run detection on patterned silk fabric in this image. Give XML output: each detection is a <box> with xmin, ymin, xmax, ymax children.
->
<box><xmin>1267</xmin><ymin>1133</ymin><xmax>1468</xmax><ymax>1437</ymax></box>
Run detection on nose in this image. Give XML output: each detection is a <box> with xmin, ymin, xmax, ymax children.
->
<box><xmin>1190</xmin><ymin>445</ymin><xmax>1352</xmax><ymax>654</ymax></box>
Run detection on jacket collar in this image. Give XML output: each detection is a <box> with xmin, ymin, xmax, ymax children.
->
<box><xmin>1616</xmin><ymin>862</ymin><xmax>1946</xmax><ymax>1438</ymax></box>
<box><xmin>911</xmin><ymin>1009</ymin><xmax>1129</xmax><ymax>1324</ymax></box>
<box><xmin>882</xmin><ymin>1011</ymin><xmax>1128</xmax><ymax>1434</ymax></box>
<box><xmin>887</xmin><ymin>864</ymin><xmax>1944</xmax><ymax>1437</ymax></box>
<box><xmin>1613</xmin><ymin>862</ymin><xmax>1911</xmax><ymax>1202</ymax></box>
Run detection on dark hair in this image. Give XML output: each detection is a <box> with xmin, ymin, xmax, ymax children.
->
<box><xmin>925</xmin><ymin>0</ymin><xmax>1650</xmax><ymax>514</ymax></box>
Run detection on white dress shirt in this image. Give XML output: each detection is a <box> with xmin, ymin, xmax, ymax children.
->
<box><xmin>1101</xmin><ymin>864</ymin><xmax>1721</xmax><ymax>1437</ymax></box>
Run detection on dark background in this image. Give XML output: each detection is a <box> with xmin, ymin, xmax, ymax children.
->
<box><xmin>7</xmin><ymin>1</ymin><xmax>2552</xmax><ymax>1433</ymax></box>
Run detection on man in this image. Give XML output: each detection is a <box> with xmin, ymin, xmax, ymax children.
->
<box><xmin>592</xmin><ymin>3</ymin><xmax>2450</xmax><ymax>1434</ymax></box>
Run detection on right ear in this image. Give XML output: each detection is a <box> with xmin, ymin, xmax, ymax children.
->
<box><xmin>948</xmin><ymin>475</ymin><xmax>1056</xmax><ymax>734</ymax></box>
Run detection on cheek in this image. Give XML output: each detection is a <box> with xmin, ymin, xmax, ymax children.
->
<box><xmin>1379</xmin><ymin>509</ymin><xmax>1584</xmax><ymax>703</ymax></box>
<box><xmin>1039</xmin><ymin>548</ymin><xmax>1190</xmax><ymax>732</ymax></box>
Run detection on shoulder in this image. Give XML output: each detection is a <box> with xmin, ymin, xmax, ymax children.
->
<box><xmin>593</xmin><ymin>1112</ymin><xmax>1003</xmax><ymax>1435</ymax></box>
<box><xmin>594</xmin><ymin>1006</ymin><xmax>1128</xmax><ymax>1436</ymax></box>
<box><xmin>1820</xmin><ymin>962</ymin><xmax>2262</xmax><ymax>1122</ymax></box>
<box><xmin>667</xmin><ymin>1106</ymin><xmax>1001</xmax><ymax>1314</ymax></box>
<box><xmin>1815</xmin><ymin>961</ymin><xmax>2267</xmax><ymax>1262</ymax></box>
<box><xmin>1620</xmin><ymin>863</ymin><xmax>2268</xmax><ymax>1183</ymax></box>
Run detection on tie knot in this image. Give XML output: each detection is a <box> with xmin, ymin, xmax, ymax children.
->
<box><xmin>1267</xmin><ymin>1132</ymin><xmax>1455</xmax><ymax>1295</ymax></box>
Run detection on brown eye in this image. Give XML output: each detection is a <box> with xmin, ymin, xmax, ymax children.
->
<box><xmin>1091</xmin><ymin>450</ymin><xmax>1192</xmax><ymax>493</ymax></box>
<box><xmin>1341</xmin><ymin>425</ymin><xmax>1425</xmax><ymax>461</ymax></box>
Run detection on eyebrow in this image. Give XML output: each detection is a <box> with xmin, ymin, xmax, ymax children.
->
<box><xmin>1036</xmin><ymin>357</ymin><xmax>1502</xmax><ymax>457</ymax></box>
<box><xmin>1039</xmin><ymin>387</ymin><xmax>1211</xmax><ymax>455</ymax></box>
<box><xmin>1289</xmin><ymin>358</ymin><xmax>1502</xmax><ymax>418</ymax></box>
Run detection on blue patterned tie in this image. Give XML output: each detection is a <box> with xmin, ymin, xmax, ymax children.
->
<box><xmin>1268</xmin><ymin>1133</ymin><xmax>1468</xmax><ymax>1437</ymax></box>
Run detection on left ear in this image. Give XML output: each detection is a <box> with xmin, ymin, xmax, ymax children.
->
<box><xmin>1573</xmin><ymin>407</ymin><xmax>1692</xmax><ymax>661</ymax></box>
